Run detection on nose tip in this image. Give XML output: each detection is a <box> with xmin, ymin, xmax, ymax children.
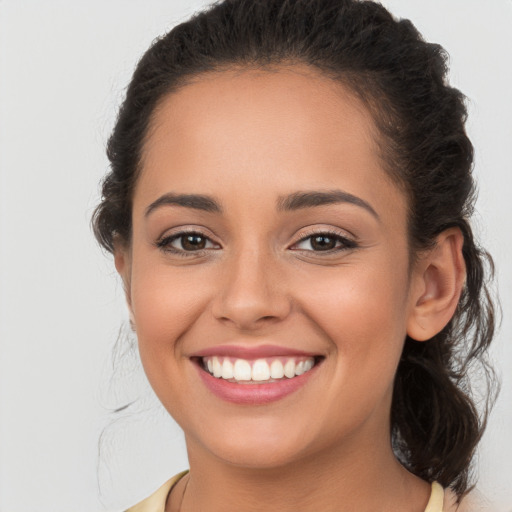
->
<box><xmin>211</xmin><ymin>257</ymin><xmax>291</xmax><ymax>331</ymax></box>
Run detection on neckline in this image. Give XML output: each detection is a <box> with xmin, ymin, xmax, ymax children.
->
<box><xmin>169</xmin><ymin>474</ymin><xmax>444</xmax><ymax>512</ymax></box>
<box><xmin>127</xmin><ymin>472</ymin><xmax>444</xmax><ymax>512</ymax></box>
<box><xmin>425</xmin><ymin>481</ymin><xmax>445</xmax><ymax>512</ymax></box>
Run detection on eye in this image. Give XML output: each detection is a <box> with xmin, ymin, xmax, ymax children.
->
<box><xmin>291</xmin><ymin>230</ymin><xmax>357</xmax><ymax>252</ymax></box>
<box><xmin>156</xmin><ymin>231</ymin><xmax>220</xmax><ymax>255</ymax></box>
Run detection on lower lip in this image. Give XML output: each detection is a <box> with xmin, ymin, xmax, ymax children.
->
<box><xmin>195</xmin><ymin>363</ymin><xmax>319</xmax><ymax>405</ymax></box>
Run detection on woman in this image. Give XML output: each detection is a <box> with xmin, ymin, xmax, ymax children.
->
<box><xmin>93</xmin><ymin>0</ymin><xmax>497</xmax><ymax>510</ymax></box>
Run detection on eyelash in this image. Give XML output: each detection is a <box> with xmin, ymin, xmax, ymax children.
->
<box><xmin>156</xmin><ymin>230</ymin><xmax>218</xmax><ymax>257</ymax></box>
<box><xmin>292</xmin><ymin>229</ymin><xmax>358</xmax><ymax>253</ymax></box>
<box><xmin>156</xmin><ymin>229</ymin><xmax>358</xmax><ymax>257</ymax></box>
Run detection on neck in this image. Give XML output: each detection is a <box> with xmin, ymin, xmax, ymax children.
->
<box><xmin>178</xmin><ymin>429</ymin><xmax>430</xmax><ymax>512</ymax></box>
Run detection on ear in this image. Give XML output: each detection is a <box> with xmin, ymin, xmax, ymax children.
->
<box><xmin>407</xmin><ymin>228</ymin><xmax>466</xmax><ymax>341</ymax></box>
<box><xmin>114</xmin><ymin>241</ymin><xmax>135</xmax><ymax>330</ymax></box>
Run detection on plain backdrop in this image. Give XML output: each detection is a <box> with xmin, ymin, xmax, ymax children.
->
<box><xmin>0</xmin><ymin>1</ymin><xmax>511</xmax><ymax>511</ymax></box>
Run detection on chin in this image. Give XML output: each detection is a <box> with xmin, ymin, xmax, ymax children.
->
<box><xmin>212</xmin><ymin>439</ymin><xmax>308</xmax><ymax>470</ymax></box>
<box><xmin>188</xmin><ymin>415</ymin><xmax>319</xmax><ymax>469</ymax></box>
<box><xmin>186</xmin><ymin>408</ymin><xmax>383</xmax><ymax>475</ymax></box>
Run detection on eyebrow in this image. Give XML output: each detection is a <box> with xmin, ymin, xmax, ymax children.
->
<box><xmin>145</xmin><ymin>189</ymin><xmax>378</xmax><ymax>219</ymax></box>
<box><xmin>145</xmin><ymin>193</ymin><xmax>223</xmax><ymax>216</ymax></box>
<box><xmin>276</xmin><ymin>190</ymin><xmax>379</xmax><ymax>219</ymax></box>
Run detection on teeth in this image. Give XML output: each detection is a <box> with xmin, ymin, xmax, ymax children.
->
<box><xmin>212</xmin><ymin>357</ymin><xmax>222</xmax><ymax>378</ymax></box>
<box><xmin>203</xmin><ymin>356</ymin><xmax>316</xmax><ymax>383</ymax></box>
<box><xmin>252</xmin><ymin>359</ymin><xmax>271</xmax><ymax>381</ymax></box>
<box><xmin>233</xmin><ymin>359</ymin><xmax>252</xmax><ymax>381</ymax></box>
<box><xmin>222</xmin><ymin>359</ymin><xmax>234</xmax><ymax>379</ymax></box>
<box><xmin>270</xmin><ymin>360</ymin><xmax>285</xmax><ymax>379</ymax></box>
<box><xmin>284</xmin><ymin>359</ymin><xmax>295</xmax><ymax>379</ymax></box>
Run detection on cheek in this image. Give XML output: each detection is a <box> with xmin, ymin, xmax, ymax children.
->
<box><xmin>293</xmin><ymin>257</ymin><xmax>410</xmax><ymax>373</ymax></box>
<box><xmin>129</xmin><ymin>257</ymin><xmax>215</xmax><ymax>369</ymax></box>
<box><xmin>289</xmin><ymin>261</ymin><xmax>410</xmax><ymax>436</ymax></box>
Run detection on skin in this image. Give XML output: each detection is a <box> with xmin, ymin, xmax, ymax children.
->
<box><xmin>115</xmin><ymin>65</ymin><xmax>466</xmax><ymax>511</ymax></box>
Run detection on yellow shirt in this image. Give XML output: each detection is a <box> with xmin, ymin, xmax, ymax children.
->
<box><xmin>126</xmin><ymin>472</ymin><xmax>446</xmax><ymax>512</ymax></box>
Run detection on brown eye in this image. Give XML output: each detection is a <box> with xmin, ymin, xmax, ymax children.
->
<box><xmin>310</xmin><ymin>235</ymin><xmax>337</xmax><ymax>251</ymax></box>
<box><xmin>292</xmin><ymin>231</ymin><xmax>358</xmax><ymax>253</ymax></box>
<box><xmin>181</xmin><ymin>233</ymin><xmax>207</xmax><ymax>250</ymax></box>
<box><xmin>156</xmin><ymin>231</ymin><xmax>219</xmax><ymax>255</ymax></box>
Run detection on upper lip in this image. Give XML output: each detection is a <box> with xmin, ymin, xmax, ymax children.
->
<box><xmin>191</xmin><ymin>344</ymin><xmax>319</xmax><ymax>359</ymax></box>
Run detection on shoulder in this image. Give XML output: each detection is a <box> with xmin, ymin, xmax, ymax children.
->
<box><xmin>444</xmin><ymin>487</ymin><xmax>497</xmax><ymax>512</ymax></box>
<box><xmin>125</xmin><ymin>470</ymin><xmax>189</xmax><ymax>512</ymax></box>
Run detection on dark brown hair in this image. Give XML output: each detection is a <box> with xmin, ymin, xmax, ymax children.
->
<box><xmin>92</xmin><ymin>0</ymin><xmax>497</xmax><ymax>497</ymax></box>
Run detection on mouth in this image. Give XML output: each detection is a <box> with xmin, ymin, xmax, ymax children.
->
<box><xmin>191</xmin><ymin>349</ymin><xmax>324</xmax><ymax>404</ymax></box>
<box><xmin>196</xmin><ymin>355</ymin><xmax>320</xmax><ymax>384</ymax></box>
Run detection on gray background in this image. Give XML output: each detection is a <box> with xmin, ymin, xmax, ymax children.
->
<box><xmin>0</xmin><ymin>1</ymin><xmax>510</xmax><ymax>510</ymax></box>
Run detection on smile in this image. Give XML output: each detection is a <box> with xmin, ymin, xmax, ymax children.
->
<box><xmin>192</xmin><ymin>348</ymin><xmax>323</xmax><ymax>405</ymax></box>
<box><xmin>202</xmin><ymin>356</ymin><xmax>316</xmax><ymax>383</ymax></box>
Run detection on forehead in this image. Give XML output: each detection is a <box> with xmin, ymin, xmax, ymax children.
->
<box><xmin>135</xmin><ymin>65</ymin><xmax>406</xmax><ymax>226</ymax></box>
<box><xmin>143</xmin><ymin>65</ymin><xmax>379</xmax><ymax>171</ymax></box>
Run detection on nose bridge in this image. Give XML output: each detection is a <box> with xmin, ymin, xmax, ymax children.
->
<box><xmin>212</xmin><ymin>238</ymin><xmax>290</xmax><ymax>329</ymax></box>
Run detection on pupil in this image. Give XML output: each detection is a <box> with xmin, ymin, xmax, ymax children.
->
<box><xmin>183</xmin><ymin>234</ymin><xmax>205</xmax><ymax>250</ymax></box>
<box><xmin>312</xmin><ymin>235</ymin><xmax>335</xmax><ymax>251</ymax></box>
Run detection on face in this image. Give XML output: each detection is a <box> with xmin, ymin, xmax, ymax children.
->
<box><xmin>119</xmin><ymin>66</ymin><xmax>420</xmax><ymax>469</ymax></box>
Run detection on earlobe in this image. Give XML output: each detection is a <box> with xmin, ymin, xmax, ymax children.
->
<box><xmin>114</xmin><ymin>244</ymin><xmax>135</xmax><ymax>330</ymax></box>
<box><xmin>407</xmin><ymin>228</ymin><xmax>466</xmax><ymax>342</ymax></box>
<box><xmin>114</xmin><ymin>244</ymin><xmax>131</xmax><ymax>288</ymax></box>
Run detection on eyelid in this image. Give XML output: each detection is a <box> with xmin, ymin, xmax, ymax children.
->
<box><xmin>155</xmin><ymin>226</ymin><xmax>358</xmax><ymax>257</ymax></box>
<box><xmin>290</xmin><ymin>228</ymin><xmax>358</xmax><ymax>252</ymax></box>
<box><xmin>155</xmin><ymin>228</ymin><xmax>221</xmax><ymax>257</ymax></box>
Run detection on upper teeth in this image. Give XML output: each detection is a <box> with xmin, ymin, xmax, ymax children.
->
<box><xmin>203</xmin><ymin>356</ymin><xmax>315</xmax><ymax>382</ymax></box>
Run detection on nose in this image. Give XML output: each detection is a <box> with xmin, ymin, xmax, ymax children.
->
<box><xmin>211</xmin><ymin>247</ymin><xmax>292</xmax><ymax>332</ymax></box>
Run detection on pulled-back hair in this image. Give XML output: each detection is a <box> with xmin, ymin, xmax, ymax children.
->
<box><xmin>92</xmin><ymin>0</ymin><xmax>497</xmax><ymax>497</ymax></box>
